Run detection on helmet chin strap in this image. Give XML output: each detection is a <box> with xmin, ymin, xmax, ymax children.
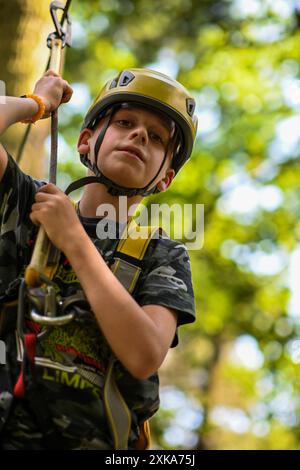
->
<box><xmin>79</xmin><ymin>106</ymin><xmax>173</xmax><ymax>197</ymax></box>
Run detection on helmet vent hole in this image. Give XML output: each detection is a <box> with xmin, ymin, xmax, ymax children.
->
<box><xmin>109</xmin><ymin>78</ymin><xmax>118</xmax><ymax>89</ymax></box>
<box><xmin>186</xmin><ymin>98</ymin><xmax>195</xmax><ymax>117</ymax></box>
<box><xmin>119</xmin><ymin>70</ymin><xmax>135</xmax><ymax>86</ymax></box>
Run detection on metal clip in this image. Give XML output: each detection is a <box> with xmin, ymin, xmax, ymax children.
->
<box><xmin>29</xmin><ymin>274</ymin><xmax>74</xmax><ymax>326</ymax></box>
<box><xmin>44</xmin><ymin>285</ymin><xmax>57</xmax><ymax>317</ymax></box>
<box><xmin>47</xmin><ymin>1</ymin><xmax>72</xmax><ymax>49</ymax></box>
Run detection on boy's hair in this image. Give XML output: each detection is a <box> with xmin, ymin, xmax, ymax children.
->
<box><xmin>79</xmin><ymin>68</ymin><xmax>198</xmax><ymax>197</ymax></box>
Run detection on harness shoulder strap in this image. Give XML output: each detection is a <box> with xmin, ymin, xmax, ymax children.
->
<box><xmin>111</xmin><ymin>219</ymin><xmax>163</xmax><ymax>294</ymax></box>
<box><xmin>106</xmin><ymin>220</ymin><xmax>162</xmax><ymax>450</ymax></box>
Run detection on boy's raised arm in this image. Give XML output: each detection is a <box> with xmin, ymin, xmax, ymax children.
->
<box><xmin>0</xmin><ymin>97</ymin><xmax>40</xmax><ymax>180</ymax></box>
<box><xmin>0</xmin><ymin>70</ymin><xmax>73</xmax><ymax>181</ymax></box>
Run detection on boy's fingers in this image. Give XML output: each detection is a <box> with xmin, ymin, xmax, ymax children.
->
<box><xmin>31</xmin><ymin>202</ymin><xmax>44</xmax><ymax>211</ymax></box>
<box><xmin>34</xmin><ymin>192</ymin><xmax>52</xmax><ymax>202</ymax></box>
<box><xmin>29</xmin><ymin>211</ymin><xmax>41</xmax><ymax>226</ymax></box>
<box><xmin>61</xmin><ymin>81</ymin><xmax>73</xmax><ymax>103</ymax></box>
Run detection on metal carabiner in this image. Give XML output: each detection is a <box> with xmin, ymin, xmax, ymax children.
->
<box><xmin>29</xmin><ymin>273</ymin><xmax>74</xmax><ymax>327</ymax></box>
<box><xmin>47</xmin><ymin>1</ymin><xmax>72</xmax><ymax>49</ymax></box>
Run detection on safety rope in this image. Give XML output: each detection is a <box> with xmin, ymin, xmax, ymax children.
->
<box><xmin>16</xmin><ymin>0</ymin><xmax>72</xmax><ymax>165</ymax></box>
<box><xmin>24</xmin><ymin>1</ymin><xmax>72</xmax><ymax>287</ymax></box>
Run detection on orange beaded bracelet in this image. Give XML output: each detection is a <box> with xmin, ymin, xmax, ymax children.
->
<box><xmin>20</xmin><ymin>94</ymin><xmax>46</xmax><ymax>124</ymax></box>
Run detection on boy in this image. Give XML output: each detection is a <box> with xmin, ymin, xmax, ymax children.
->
<box><xmin>0</xmin><ymin>68</ymin><xmax>197</xmax><ymax>449</ymax></box>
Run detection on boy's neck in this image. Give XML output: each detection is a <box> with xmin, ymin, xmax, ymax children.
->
<box><xmin>78</xmin><ymin>181</ymin><xmax>143</xmax><ymax>223</ymax></box>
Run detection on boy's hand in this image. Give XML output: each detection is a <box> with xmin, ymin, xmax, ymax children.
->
<box><xmin>30</xmin><ymin>184</ymin><xmax>87</xmax><ymax>252</ymax></box>
<box><xmin>33</xmin><ymin>70</ymin><xmax>73</xmax><ymax>118</ymax></box>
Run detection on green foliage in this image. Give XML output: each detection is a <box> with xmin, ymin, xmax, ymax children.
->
<box><xmin>55</xmin><ymin>0</ymin><xmax>300</xmax><ymax>450</ymax></box>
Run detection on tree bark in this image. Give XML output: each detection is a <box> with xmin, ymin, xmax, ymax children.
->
<box><xmin>0</xmin><ymin>0</ymin><xmax>53</xmax><ymax>178</ymax></box>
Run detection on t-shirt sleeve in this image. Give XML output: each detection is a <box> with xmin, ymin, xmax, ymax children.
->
<box><xmin>133</xmin><ymin>235</ymin><xmax>196</xmax><ymax>347</ymax></box>
<box><xmin>0</xmin><ymin>151</ymin><xmax>45</xmax><ymax>225</ymax></box>
<box><xmin>0</xmin><ymin>151</ymin><xmax>46</xmax><ymax>291</ymax></box>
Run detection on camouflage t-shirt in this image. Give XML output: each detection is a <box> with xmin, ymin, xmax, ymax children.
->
<box><xmin>0</xmin><ymin>153</ymin><xmax>196</xmax><ymax>450</ymax></box>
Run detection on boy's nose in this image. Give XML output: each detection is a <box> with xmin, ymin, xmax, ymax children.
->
<box><xmin>129</xmin><ymin>125</ymin><xmax>148</xmax><ymax>145</ymax></box>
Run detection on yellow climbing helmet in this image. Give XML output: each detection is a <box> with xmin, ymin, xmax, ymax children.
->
<box><xmin>82</xmin><ymin>68</ymin><xmax>198</xmax><ymax>175</ymax></box>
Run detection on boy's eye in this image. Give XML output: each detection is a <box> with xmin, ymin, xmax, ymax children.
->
<box><xmin>114</xmin><ymin>118</ymin><xmax>167</xmax><ymax>145</ymax></box>
<box><xmin>116</xmin><ymin>119</ymin><xmax>131</xmax><ymax>127</ymax></box>
<box><xmin>149</xmin><ymin>131</ymin><xmax>164</xmax><ymax>145</ymax></box>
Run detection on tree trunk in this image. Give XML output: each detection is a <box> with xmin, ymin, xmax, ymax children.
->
<box><xmin>0</xmin><ymin>0</ymin><xmax>54</xmax><ymax>178</ymax></box>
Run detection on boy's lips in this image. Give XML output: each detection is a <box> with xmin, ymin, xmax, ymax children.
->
<box><xmin>117</xmin><ymin>145</ymin><xmax>145</xmax><ymax>163</ymax></box>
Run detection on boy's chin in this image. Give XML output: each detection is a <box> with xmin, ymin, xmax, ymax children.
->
<box><xmin>114</xmin><ymin>180</ymin><xmax>144</xmax><ymax>191</ymax></box>
<box><xmin>104</xmin><ymin>171</ymin><xmax>145</xmax><ymax>191</ymax></box>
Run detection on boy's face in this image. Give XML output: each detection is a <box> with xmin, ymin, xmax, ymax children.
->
<box><xmin>78</xmin><ymin>106</ymin><xmax>176</xmax><ymax>192</ymax></box>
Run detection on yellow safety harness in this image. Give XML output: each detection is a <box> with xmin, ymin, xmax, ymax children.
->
<box><xmin>28</xmin><ymin>216</ymin><xmax>163</xmax><ymax>450</ymax></box>
<box><xmin>0</xmin><ymin>216</ymin><xmax>162</xmax><ymax>449</ymax></box>
<box><xmin>106</xmin><ymin>219</ymin><xmax>164</xmax><ymax>450</ymax></box>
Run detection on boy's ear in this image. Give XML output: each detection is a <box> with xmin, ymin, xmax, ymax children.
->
<box><xmin>156</xmin><ymin>168</ymin><xmax>175</xmax><ymax>192</ymax></box>
<box><xmin>77</xmin><ymin>128</ymin><xmax>93</xmax><ymax>154</ymax></box>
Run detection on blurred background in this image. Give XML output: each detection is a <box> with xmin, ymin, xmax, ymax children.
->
<box><xmin>1</xmin><ymin>0</ymin><xmax>300</xmax><ymax>450</ymax></box>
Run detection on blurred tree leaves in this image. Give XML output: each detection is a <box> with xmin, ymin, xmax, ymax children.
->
<box><xmin>3</xmin><ymin>0</ymin><xmax>300</xmax><ymax>450</ymax></box>
<box><xmin>57</xmin><ymin>0</ymin><xmax>300</xmax><ymax>450</ymax></box>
